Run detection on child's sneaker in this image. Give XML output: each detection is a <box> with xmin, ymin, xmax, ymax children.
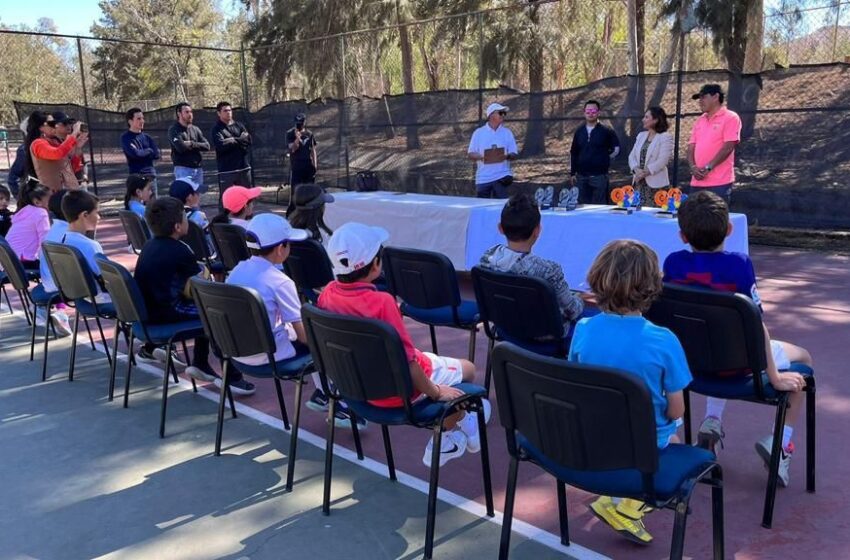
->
<box><xmin>50</xmin><ymin>311</ymin><xmax>72</xmax><ymax>337</ymax></box>
<box><xmin>754</xmin><ymin>435</ymin><xmax>793</xmax><ymax>487</ymax></box>
<box><xmin>186</xmin><ymin>363</ymin><xmax>220</xmax><ymax>382</ymax></box>
<box><xmin>615</xmin><ymin>498</ymin><xmax>654</xmax><ymax>520</ymax></box>
<box><xmin>305</xmin><ymin>389</ymin><xmax>330</xmax><ymax>412</ymax></box>
<box><xmin>327</xmin><ymin>404</ymin><xmax>368</xmax><ymax>430</ymax></box>
<box><xmin>214</xmin><ymin>377</ymin><xmax>255</xmax><ymax>396</ymax></box>
<box><xmin>153</xmin><ymin>347</ymin><xmax>187</xmax><ymax>370</ymax></box>
<box><xmin>457</xmin><ymin>399</ymin><xmax>492</xmax><ymax>453</ymax></box>
<box><xmin>422</xmin><ymin>430</ymin><xmax>467</xmax><ymax>468</ymax></box>
<box><xmin>697</xmin><ymin>416</ymin><xmax>725</xmax><ymax>454</ymax></box>
<box><xmin>590</xmin><ymin>496</ymin><xmax>653</xmax><ymax>545</ymax></box>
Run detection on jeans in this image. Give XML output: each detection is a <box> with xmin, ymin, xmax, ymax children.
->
<box><xmin>174</xmin><ymin>166</ymin><xmax>205</xmax><ymax>192</ymax></box>
<box><xmin>476</xmin><ymin>179</ymin><xmax>512</xmax><ymax>199</ymax></box>
<box><xmin>688</xmin><ymin>183</ymin><xmax>733</xmax><ymax>204</ymax></box>
<box><xmin>575</xmin><ymin>174</ymin><xmax>610</xmax><ymax>204</ymax></box>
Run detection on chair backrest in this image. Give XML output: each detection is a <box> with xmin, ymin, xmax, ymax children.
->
<box><xmin>285</xmin><ymin>239</ymin><xmax>334</xmax><ymax>301</ymax></box>
<box><xmin>183</xmin><ymin>220</ymin><xmax>212</xmax><ymax>263</ymax></box>
<box><xmin>382</xmin><ymin>246</ymin><xmax>461</xmax><ymax>310</ymax></box>
<box><xmin>96</xmin><ymin>258</ymin><xmax>148</xmax><ymax>324</ymax></box>
<box><xmin>190</xmin><ymin>278</ymin><xmax>276</xmax><ymax>361</ymax></box>
<box><xmin>41</xmin><ymin>241</ymin><xmax>98</xmax><ymax>302</ymax></box>
<box><xmin>118</xmin><ymin>210</ymin><xmax>151</xmax><ymax>253</ymax></box>
<box><xmin>0</xmin><ymin>237</ymin><xmax>30</xmax><ymax>292</ymax></box>
<box><xmin>491</xmin><ymin>342</ymin><xmax>659</xmax><ymax>486</ymax></box>
<box><xmin>471</xmin><ymin>265</ymin><xmax>564</xmax><ymax>342</ymax></box>
<box><xmin>645</xmin><ymin>283</ymin><xmax>768</xmax><ymax>384</ymax></box>
<box><xmin>301</xmin><ymin>303</ymin><xmax>414</xmax><ymax>413</ymax></box>
<box><xmin>209</xmin><ymin>223</ymin><xmax>250</xmax><ymax>272</ymax></box>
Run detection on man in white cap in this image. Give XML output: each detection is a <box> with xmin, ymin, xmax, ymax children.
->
<box><xmin>467</xmin><ymin>103</ymin><xmax>519</xmax><ymax>198</ymax></box>
<box><xmin>318</xmin><ymin>222</ymin><xmax>491</xmax><ymax>467</ymax></box>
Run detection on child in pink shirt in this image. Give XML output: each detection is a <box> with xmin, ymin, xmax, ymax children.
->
<box><xmin>5</xmin><ymin>183</ymin><xmax>51</xmax><ymax>270</ymax></box>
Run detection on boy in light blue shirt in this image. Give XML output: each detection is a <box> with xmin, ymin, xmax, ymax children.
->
<box><xmin>58</xmin><ymin>190</ymin><xmax>110</xmax><ymax>301</ymax></box>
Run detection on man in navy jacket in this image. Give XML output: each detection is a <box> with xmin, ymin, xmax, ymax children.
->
<box><xmin>569</xmin><ymin>100</ymin><xmax>620</xmax><ymax>205</ymax></box>
<box><xmin>121</xmin><ymin>107</ymin><xmax>161</xmax><ymax>195</ymax></box>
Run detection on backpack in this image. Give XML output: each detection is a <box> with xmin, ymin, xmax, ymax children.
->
<box><xmin>355</xmin><ymin>170</ymin><xmax>380</xmax><ymax>192</ymax></box>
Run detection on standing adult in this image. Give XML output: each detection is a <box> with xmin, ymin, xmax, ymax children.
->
<box><xmin>51</xmin><ymin>111</ymin><xmax>86</xmax><ymax>188</ymax></box>
<box><xmin>467</xmin><ymin>102</ymin><xmax>519</xmax><ymax>199</ymax></box>
<box><xmin>211</xmin><ymin>101</ymin><xmax>252</xmax><ymax>195</ymax></box>
<box><xmin>7</xmin><ymin>118</ymin><xmax>29</xmax><ymax>196</ymax></box>
<box><xmin>687</xmin><ymin>84</ymin><xmax>741</xmax><ymax>203</ymax></box>
<box><xmin>285</xmin><ymin>113</ymin><xmax>317</xmax><ymax>213</ymax></box>
<box><xmin>569</xmin><ymin>100</ymin><xmax>620</xmax><ymax>205</ymax></box>
<box><xmin>121</xmin><ymin>107</ymin><xmax>161</xmax><ymax>196</ymax></box>
<box><xmin>24</xmin><ymin>111</ymin><xmax>86</xmax><ymax>193</ymax></box>
<box><xmin>628</xmin><ymin>106</ymin><xmax>674</xmax><ymax>207</ymax></box>
<box><xmin>168</xmin><ymin>102</ymin><xmax>210</xmax><ymax>192</ymax></box>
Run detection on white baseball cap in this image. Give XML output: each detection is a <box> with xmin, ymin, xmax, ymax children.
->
<box><xmin>327</xmin><ymin>222</ymin><xmax>389</xmax><ymax>276</ymax></box>
<box><xmin>485</xmin><ymin>103</ymin><xmax>509</xmax><ymax>118</ymax></box>
<box><xmin>245</xmin><ymin>213</ymin><xmax>308</xmax><ymax>249</ymax></box>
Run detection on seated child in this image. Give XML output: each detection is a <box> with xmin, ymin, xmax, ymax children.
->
<box><xmin>479</xmin><ymin>192</ymin><xmax>586</xmax><ymax>336</ymax></box>
<box><xmin>318</xmin><ymin>222</ymin><xmax>490</xmax><ymax>467</ymax></box>
<box><xmin>212</xmin><ymin>185</ymin><xmax>261</xmax><ymax>229</ymax></box>
<box><xmin>35</xmin><ymin>190</ymin><xmax>72</xmax><ymax>335</ymax></box>
<box><xmin>287</xmin><ymin>184</ymin><xmax>335</xmax><ymax>243</ymax></box>
<box><xmin>5</xmin><ymin>182</ymin><xmax>50</xmax><ymax>270</ymax></box>
<box><xmin>169</xmin><ymin>179</ymin><xmax>208</xmax><ymax>228</ymax></box>
<box><xmin>57</xmin><ymin>190</ymin><xmax>110</xmax><ymax>303</ymax></box>
<box><xmin>124</xmin><ymin>174</ymin><xmax>154</xmax><ymax>219</ymax></box>
<box><xmin>663</xmin><ymin>190</ymin><xmax>812</xmax><ymax>485</ymax></box>
<box><xmin>570</xmin><ymin>239</ymin><xmax>691</xmax><ymax>545</ymax></box>
<box><xmin>0</xmin><ymin>185</ymin><xmax>12</xmax><ymax>237</ymax></box>
<box><xmin>134</xmin><ymin>196</ymin><xmax>255</xmax><ymax>395</ymax></box>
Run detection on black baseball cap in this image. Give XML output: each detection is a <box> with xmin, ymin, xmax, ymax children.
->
<box><xmin>294</xmin><ymin>184</ymin><xmax>334</xmax><ymax>210</ymax></box>
<box><xmin>294</xmin><ymin>113</ymin><xmax>306</xmax><ymax>124</ymax></box>
<box><xmin>692</xmin><ymin>84</ymin><xmax>724</xmax><ymax>100</ymax></box>
<box><xmin>51</xmin><ymin>111</ymin><xmax>76</xmax><ymax>125</ymax></box>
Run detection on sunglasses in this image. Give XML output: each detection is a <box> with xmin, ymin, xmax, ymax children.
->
<box><xmin>45</xmin><ymin>121</ymin><xmax>56</xmax><ymax>127</ymax></box>
<box><xmin>498</xmin><ymin>111</ymin><xmax>507</xmax><ymax>116</ymax></box>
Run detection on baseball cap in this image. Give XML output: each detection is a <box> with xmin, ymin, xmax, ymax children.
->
<box><xmin>485</xmin><ymin>103</ymin><xmax>509</xmax><ymax>118</ymax></box>
<box><xmin>168</xmin><ymin>179</ymin><xmax>196</xmax><ymax>203</ymax></box>
<box><xmin>222</xmin><ymin>185</ymin><xmax>262</xmax><ymax>214</ymax></box>
<box><xmin>51</xmin><ymin>111</ymin><xmax>76</xmax><ymax>125</ymax></box>
<box><xmin>327</xmin><ymin>222</ymin><xmax>389</xmax><ymax>276</ymax></box>
<box><xmin>294</xmin><ymin>113</ymin><xmax>306</xmax><ymax>124</ymax></box>
<box><xmin>692</xmin><ymin>84</ymin><xmax>724</xmax><ymax>100</ymax></box>
<box><xmin>245</xmin><ymin>213</ymin><xmax>308</xmax><ymax>250</ymax></box>
<box><xmin>294</xmin><ymin>184</ymin><xmax>334</xmax><ymax>210</ymax></box>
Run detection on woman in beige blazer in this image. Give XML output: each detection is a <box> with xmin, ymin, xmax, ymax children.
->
<box><xmin>628</xmin><ymin>106</ymin><xmax>674</xmax><ymax>206</ymax></box>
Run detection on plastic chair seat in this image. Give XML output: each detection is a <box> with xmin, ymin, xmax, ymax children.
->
<box><xmin>400</xmin><ymin>300</ymin><xmax>479</xmax><ymax>327</ymax></box>
<box><xmin>690</xmin><ymin>362</ymin><xmax>814</xmax><ymax>402</ymax></box>
<box><xmin>76</xmin><ymin>299</ymin><xmax>116</xmax><ymax>318</ymax></box>
<box><xmin>345</xmin><ymin>382</ymin><xmax>486</xmax><ymax>426</ymax></box>
<box><xmin>233</xmin><ymin>352</ymin><xmax>314</xmax><ymax>379</ymax></box>
<box><xmin>498</xmin><ymin>330</ymin><xmax>569</xmax><ymax>357</ymax></box>
<box><xmin>132</xmin><ymin>320</ymin><xmax>205</xmax><ymax>345</ymax></box>
<box><xmin>517</xmin><ymin>434</ymin><xmax>716</xmax><ymax>500</ymax></box>
<box><xmin>30</xmin><ymin>284</ymin><xmax>60</xmax><ymax>306</ymax></box>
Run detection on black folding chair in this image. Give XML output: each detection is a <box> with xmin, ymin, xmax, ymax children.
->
<box><xmin>491</xmin><ymin>342</ymin><xmax>724</xmax><ymax>560</ymax></box>
<box><xmin>183</xmin><ymin>221</ymin><xmax>225</xmax><ymax>276</ymax></box>
<box><xmin>284</xmin><ymin>239</ymin><xmax>334</xmax><ymax>304</ymax></box>
<box><xmin>191</xmin><ymin>279</ymin><xmax>315</xmax><ymax>491</ymax></box>
<box><xmin>646</xmin><ymin>283</ymin><xmax>815</xmax><ymax>528</ymax></box>
<box><xmin>302</xmin><ymin>304</ymin><xmax>494</xmax><ymax>560</ymax></box>
<box><xmin>209</xmin><ymin>222</ymin><xmax>250</xmax><ymax>274</ymax></box>
<box><xmin>42</xmin><ymin>242</ymin><xmax>114</xmax><ymax>382</ymax></box>
<box><xmin>383</xmin><ymin>247</ymin><xmax>479</xmax><ymax>362</ymax></box>
<box><xmin>118</xmin><ymin>210</ymin><xmax>151</xmax><ymax>254</ymax></box>
<box><xmin>471</xmin><ymin>266</ymin><xmax>567</xmax><ymax>392</ymax></box>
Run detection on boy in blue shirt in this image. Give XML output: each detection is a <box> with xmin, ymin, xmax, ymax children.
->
<box><xmin>58</xmin><ymin>190</ymin><xmax>110</xmax><ymax>302</ymax></box>
<box><xmin>570</xmin><ymin>239</ymin><xmax>691</xmax><ymax>545</ymax></box>
<box><xmin>663</xmin><ymin>190</ymin><xmax>812</xmax><ymax>486</ymax></box>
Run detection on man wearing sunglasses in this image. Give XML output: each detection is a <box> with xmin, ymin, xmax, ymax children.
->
<box><xmin>468</xmin><ymin>102</ymin><xmax>519</xmax><ymax>198</ymax></box>
<box><xmin>569</xmin><ymin>100</ymin><xmax>620</xmax><ymax>204</ymax></box>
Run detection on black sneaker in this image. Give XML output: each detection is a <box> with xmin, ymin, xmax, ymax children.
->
<box><xmin>214</xmin><ymin>377</ymin><xmax>256</xmax><ymax>396</ymax></box>
<box><xmin>186</xmin><ymin>363</ymin><xmax>220</xmax><ymax>382</ymax></box>
<box><xmin>328</xmin><ymin>404</ymin><xmax>368</xmax><ymax>430</ymax></box>
<box><xmin>306</xmin><ymin>389</ymin><xmax>330</xmax><ymax>412</ymax></box>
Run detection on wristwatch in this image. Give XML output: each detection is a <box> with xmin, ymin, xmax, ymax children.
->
<box><xmin>705</xmin><ymin>163</ymin><xmax>713</xmax><ymax>171</ymax></box>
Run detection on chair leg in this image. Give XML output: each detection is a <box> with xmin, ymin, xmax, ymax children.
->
<box><xmin>683</xmin><ymin>390</ymin><xmax>693</xmax><ymax>445</ymax></box>
<box><xmin>711</xmin><ymin>465</ymin><xmax>725</xmax><ymax>560</ymax></box>
<box><xmin>82</xmin><ymin>315</ymin><xmax>96</xmax><ymax>351</ymax></box>
<box><xmin>499</xmin><ymin>456</ymin><xmax>520</xmax><ymax>560</ymax></box>
<box><xmin>381</xmin><ymin>425</ymin><xmax>396</xmax><ymax>481</ymax></box>
<box><xmin>180</xmin><ymin>340</ymin><xmax>196</xmax><ymax>392</ymax></box>
<box><xmin>1</xmin><ymin>285</ymin><xmax>13</xmax><ymax>315</ymax></box>
<box><xmin>108</xmin><ymin>322</ymin><xmax>121</xmax><ymax>401</ymax></box>
<box><xmin>274</xmin><ymin>378</ymin><xmax>290</xmax><ymax>430</ymax></box>
<box><xmin>556</xmin><ymin>480</ymin><xmax>570</xmax><ymax>546</ymax></box>
<box><xmin>349</xmin><ymin>409</ymin><xmax>364</xmax><ymax>461</ymax></box>
<box><xmin>226</xmin><ymin>384</ymin><xmax>237</xmax><ymax>419</ymax></box>
<box><xmin>484</xmin><ymin>337</ymin><xmax>494</xmax><ymax>394</ymax></box>
<box><xmin>424</xmin><ymin>426</ymin><xmax>444</xmax><ymax>560</ymax></box>
<box><xmin>467</xmin><ymin>326</ymin><xmax>477</xmax><ymax>363</ymax></box>
<box><xmin>18</xmin><ymin>290</ymin><xmax>32</xmax><ymax>325</ymax></box>
<box><xmin>806</xmin><ymin>381</ymin><xmax>816</xmax><ymax>493</ymax></box>
<box><xmin>41</xmin><ymin>305</ymin><xmax>51</xmax><ymax>382</ymax></box>
<box><xmin>29</xmin><ymin>303</ymin><xmax>38</xmax><ymax>362</ymax></box>
<box><xmin>158</xmin><ymin>343</ymin><xmax>174</xmax><ymax>438</ymax></box>
<box><xmin>123</xmin><ymin>336</ymin><xmax>135</xmax><ymax>408</ymax></box>
<box><xmin>214</xmin><ymin>359</ymin><xmax>231</xmax><ymax>456</ymax></box>
<box><xmin>94</xmin><ymin>316</ymin><xmax>112</xmax><ymax>368</ymax></box>
<box><xmin>322</xmin><ymin>399</ymin><xmax>337</xmax><ymax>516</ymax></box>
<box><xmin>285</xmin><ymin>376</ymin><xmax>305</xmax><ymax>492</ymax></box>
<box><xmin>68</xmin><ymin>310</ymin><xmax>80</xmax><ymax>382</ymax></box>
<box><xmin>762</xmin><ymin>396</ymin><xmax>789</xmax><ymax>529</ymax></box>
<box><xmin>429</xmin><ymin>324</ymin><xmax>438</xmax><ymax>354</ymax></box>
<box><xmin>669</xmin><ymin>499</ymin><xmax>690</xmax><ymax>560</ymax></box>
<box><xmin>477</xmin><ymin>404</ymin><xmax>494</xmax><ymax>516</ymax></box>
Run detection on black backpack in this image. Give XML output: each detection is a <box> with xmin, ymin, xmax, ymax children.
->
<box><xmin>355</xmin><ymin>170</ymin><xmax>380</xmax><ymax>192</ymax></box>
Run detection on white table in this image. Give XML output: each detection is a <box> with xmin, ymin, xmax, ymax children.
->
<box><xmin>323</xmin><ymin>191</ymin><xmax>505</xmax><ymax>269</ymax></box>
<box><xmin>465</xmin><ymin>204</ymin><xmax>749</xmax><ymax>290</ymax></box>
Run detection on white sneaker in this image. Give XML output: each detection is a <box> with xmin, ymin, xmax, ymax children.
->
<box><xmin>458</xmin><ymin>399</ymin><xmax>492</xmax><ymax>454</ymax></box>
<box><xmin>755</xmin><ymin>435</ymin><xmax>793</xmax><ymax>487</ymax></box>
<box><xmin>153</xmin><ymin>347</ymin><xmax>187</xmax><ymax>370</ymax></box>
<box><xmin>35</xmin><ymin>307</ymin><xmax>49</xmax><ymax>327</ymax></box>
<box><xmin>422</xmin><ymin>430</ymin><xmax>467</xmax><ymax>468</ymax></box>
<box><xmin>50</xmin><ymin>311</ymin><xmax>73</xmax><ymax>337</ymax></box>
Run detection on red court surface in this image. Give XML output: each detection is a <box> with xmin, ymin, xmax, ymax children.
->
<box><xmin>57</xmin><ymin>217</ymin><xmax>850</xmax><ymax>559</ymax></box>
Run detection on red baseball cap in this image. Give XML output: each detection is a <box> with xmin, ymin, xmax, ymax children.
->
<box><xmin>222</xmin><ymin>185</ymin><xmax>262</xmax><ymax>213</ymax></box>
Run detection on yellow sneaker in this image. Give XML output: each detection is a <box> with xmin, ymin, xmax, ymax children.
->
<box><xmin>615</xmin><ymin>498</ymin><xmax>654</xmax><ymax>520</ymax></box>
<box><xmin>590</xmin><ymin>496</ymin><xmax>653</xmax><ymax>545</ymax></box>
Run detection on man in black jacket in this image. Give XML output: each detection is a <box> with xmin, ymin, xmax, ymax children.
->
<box><xmin>211</xmin><ymin>101</ymin><xmax>252</xmax><ymax>196</ymax></box>
<box><xmin>569</xmin><ymin>100</ymin><xmax>620</xmax><ymax>205</ymax></box>
<box><xmin>169</xmin><ymin>102</ymin><xmax>210</xmax><ymax>192</ymax></box>
<box><xmin>285</xmin><ymin>113</ymin><xmax>317</xmax><ymax>213</ymax></box>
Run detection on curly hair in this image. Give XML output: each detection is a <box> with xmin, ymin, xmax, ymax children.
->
<box><xmin>587</xmin><ymin>239</ymin><xmax>662</xmax><ymax>314</ymax></box>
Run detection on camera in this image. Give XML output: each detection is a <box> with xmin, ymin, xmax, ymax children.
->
<box><xmin>79</xmin><ymin>122</ymin><xmax>89</xmax><ymax>133</ymax></box>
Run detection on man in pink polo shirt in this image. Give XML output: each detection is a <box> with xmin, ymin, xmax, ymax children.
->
<box><xmin>687</xmin><ymin>84</ymin><xmax>741</xmax><ymax>203</ymax></box>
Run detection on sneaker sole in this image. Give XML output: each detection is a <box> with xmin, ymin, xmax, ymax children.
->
<box><xmin>186</xmin><ymin>367</ymin><xmax>217</xmax><ymax>382</ymax></box>
<box><xmin>213</xmin><ymin>379</ymin><xmax>254</xmax><ymax>396</ymax></box>
<box><xmin>305</xmin><ymin>400</ymin><xmax>330</xmax><ymax>413</ymax></box>
<box><xmin>590</xmin><ymin>502</ymin><xmax>653</xmax><ymax>546</ymax></box>
<box><xmin>754</xmin><ymin>442</ymin><xmax>789</xmax><ymax>488</ymax></box>
<box><xmin>422</xmin><ymin>444</ymin><xmax>465</xmax><ymax>468</ymax></box>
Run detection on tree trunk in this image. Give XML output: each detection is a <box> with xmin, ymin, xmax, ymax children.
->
<box><xmin>397</xmin><ymin>15</ymin><xmax>421</xmax><ymax>149</ymax></box>
<box><xmin>743</xmin><ymin>0</ymin><xmax>764</xmax><ymax>72</ymax></box>
<box><xmin>627</xmin><ymin>0</ymin><xmax>638</xmax><ymax>75</ymax></box>
<box><xmin>521</xmin><ymin>7</ymin><xmax>546</xmax><ymax>158</ymax></box>
<box><xmin>636</xmin><ymin>0</ymin><xmax>646</xmax><ymax>75</ymax></box>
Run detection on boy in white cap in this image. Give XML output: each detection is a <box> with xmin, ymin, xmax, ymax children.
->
<box><xmin>467</xmin><ymin>102</ymin><xmax>519</xmax><ymax>199</ymax></box>
<box><xmin>319</xmin><ymin>222</ymin><xmax>490</xmax><ymax>467</ymax></box>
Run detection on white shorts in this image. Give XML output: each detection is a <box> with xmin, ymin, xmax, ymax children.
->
<box><xmin>771</xmin><ymin>340</ymin><xmax>791</xmax><ymax>371</ymax></box>
<box><xmin>423</xmin><ymin>352</ymin><xmax>464</xmax><ymax>387</ymax></box>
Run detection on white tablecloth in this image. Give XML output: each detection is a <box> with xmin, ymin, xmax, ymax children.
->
<box><xmin>323</xmin><ymin>192</ymin><xmax>505</xmax><ymax>269</ymax></box>
<box><xmin>465</xmin><ymin>204</ymin><xmax>749</xmax><ymax>290</ymax></box>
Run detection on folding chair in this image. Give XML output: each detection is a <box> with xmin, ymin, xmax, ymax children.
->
<box><xmin>284</xmin><ymin>239</ymin><xmax>334</xmax><ymax>304</ymax></box>
<box><xmin>471</xmin><ymin>266</ymin><xmax>566</xmax><ymax>392</ymax></box>
<box><xmin>191</xmin><ymin>279</ymin><xmax>314</xmax><ymax>491</ymax></box>
<box><xmin>184</xmin><ymin>221</ymin><xmax>225</xmax><ymax>277</ymax></box>
<box><xmin>208</xmin><ymin>222</ymin><xmax>250</xmax><ymax>275</ymax></box>
<box><xmin>383</xmin><ymin>247</ymin><xmax>479</xmax><ymax>362</ymax></box>
<box><xmin>118</xmin><ymin>210</ymin><xmax>151</xmax><ymax>254</ymax></box>
<box><xmin>646</xmin><ymin>283</ymin><xmax>815</xmax><ymax>528</ymax></box>
<box><xmin>491</xmin><ymin>342</ymin><xmax>724</xmax><ymax>560</ymax></box>
<box><xmin>302</xmin><ymin>303</ymin><xmax>494</xmax><ymax>560</ymax></box>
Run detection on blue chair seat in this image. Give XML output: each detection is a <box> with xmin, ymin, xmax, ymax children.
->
<box><xmin>233</xmin><ymin>352</ymin><xmax>314</xmax><ymax>379</ymax></box>
<box><xmin>517</xmin><ymin>434</ymin><xmax>716</xmax><ymax>500</ymax></box>
<box><xmin>498</xmin><ymin>330</ymin><xmax>569</xmax><ymax>357</ymax></box>
<box><xmin>400</xmin><ymin>300</ymin><xmax>479</xmax><ymax>327</ymax></box>
<box><xmin>132</xmin><ymin>320</ymin><xmax>205</xmax><ymax>345</ymax></box>
<box><xmin>344</xmin><ymin>382</ymin><xmax>486</xmax><ymax>426</ymax></box>
<box><xmin>30</xmin><ymin>284</ymin><xmax>61</xmax><ymax>306</ymax></box>
<box><xmin>690</xmin><ymin>362</ymin><xmax>814</xmax><ymax>401</ymax></box>
<box><xmin>76</xmin><ymin>299</ymin><xmax>116</xmax><ymax>318</ymax></box>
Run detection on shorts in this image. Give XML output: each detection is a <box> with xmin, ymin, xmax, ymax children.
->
<box><xmin>771</xmin><ymin>339</ymin><xmax>791</xmax><ymax>371</ymax></box>
<box><xmin>414</xmin><ymin>352</ymin><xmax>464</xmax><ymax>402</ymax></box>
